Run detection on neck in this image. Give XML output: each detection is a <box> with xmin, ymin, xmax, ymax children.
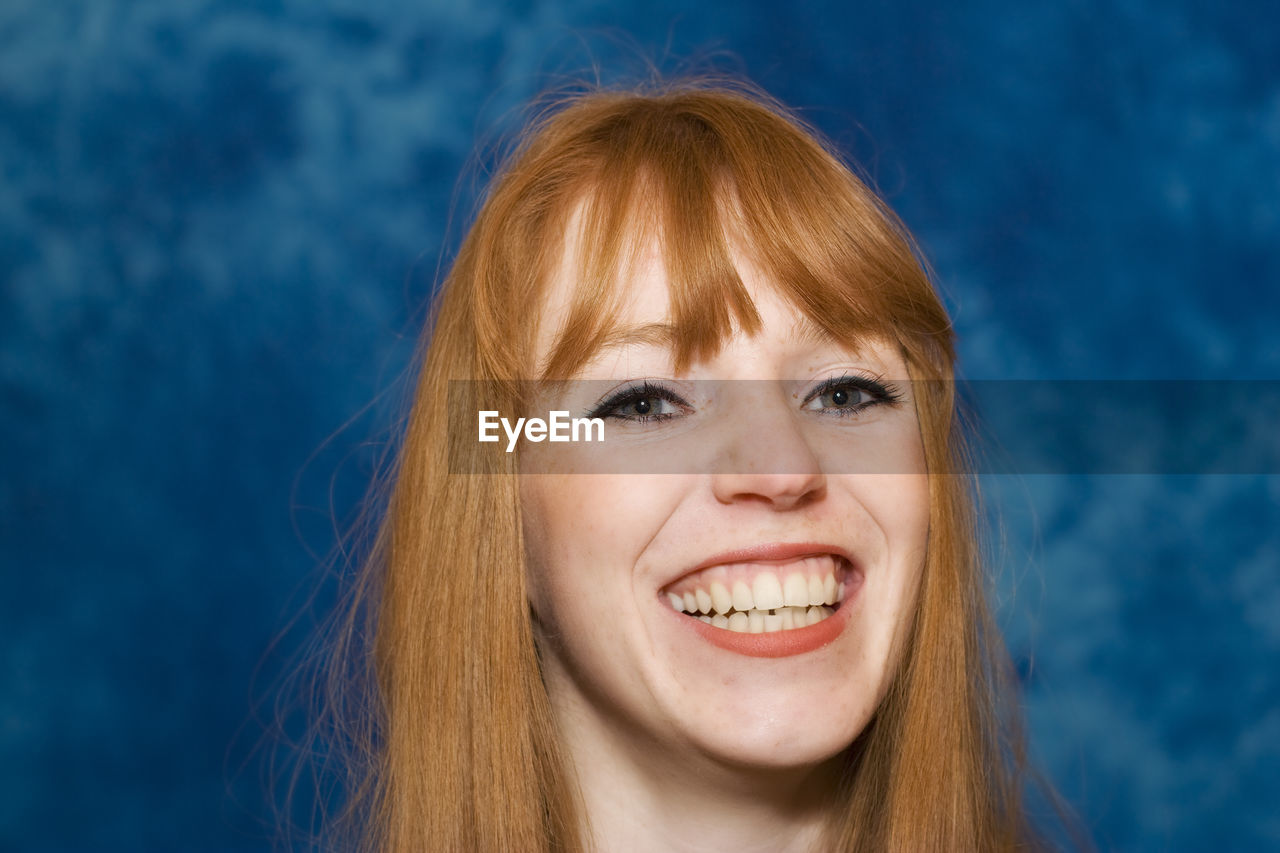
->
<box><xmin>557</xmin><ymin>702</ymin><xmax>843</xmax><ymax>853</ymax></box>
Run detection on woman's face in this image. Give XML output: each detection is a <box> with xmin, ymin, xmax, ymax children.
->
<box><xmin>519</xmin><ymin>233</ymin><xmax>930</xmax><ymax>777</ymax></box>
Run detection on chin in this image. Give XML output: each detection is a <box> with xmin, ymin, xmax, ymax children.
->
<box><xmin>670</xmin><ymin>687</ymin><xmax>876</xmax><ymax>775</ymax></box>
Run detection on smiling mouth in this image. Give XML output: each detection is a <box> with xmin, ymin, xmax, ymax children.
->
<box><xmin>662</xmin><ymin>555</ymin><xmax>852</xmax><ymax>634</ymax></box>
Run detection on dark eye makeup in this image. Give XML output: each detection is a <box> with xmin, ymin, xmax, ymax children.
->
<box><xmin>588</xmin><ymin>380</ymin><xmax>692</xmax><ymax>423</ymax></box>
<box><xmin>801</xmin><ymin>374</ymin><xmax>905</xmax><ymax>416</ymax></box>
<box><xmin>588</xmin><ymin>375</ymin><xmax>904</xmax><ymax>423</ymax></box>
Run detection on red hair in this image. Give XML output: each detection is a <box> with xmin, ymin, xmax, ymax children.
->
<box><xmin>311</xmin><ymin>79</ymin><xmax>1040</xmax><ymax>851</ymax></box>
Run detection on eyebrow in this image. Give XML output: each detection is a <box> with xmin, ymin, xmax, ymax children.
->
<box><xmin>595</xmin><ymin>322</ymin><xmax>679</xmax><ymax>352</ymax></box>
<box><xmin>787</xmin><ymin>314</ymin><xmax>845</xmax><ymax>348</ymax></box>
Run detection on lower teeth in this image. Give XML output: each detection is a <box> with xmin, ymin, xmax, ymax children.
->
<box><xmin>693</xmin><ymin>605</ymin><xmax>834</xmax><ymax>633</ymax></box>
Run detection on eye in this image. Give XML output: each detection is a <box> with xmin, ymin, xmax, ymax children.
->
<box><xmin>802</xmin><ymin>374</ymin><xmax>904</xmax><ymax>416</ymax></box>
<box><xmin>589</xmin><ymin>381</ymin><xmax>692</xmax><ymax>422</ymax></box>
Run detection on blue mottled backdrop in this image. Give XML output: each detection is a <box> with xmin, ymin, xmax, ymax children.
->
<box><xmin>2</xmin><ymin>2</ymin><xmax>1277</xmax><ymax>850</ymax></box>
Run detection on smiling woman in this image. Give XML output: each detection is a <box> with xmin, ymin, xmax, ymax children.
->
<box><xmin>312</xmin><ymin>80</ymin><xmax>1045</xmax><ymax>851</ymax></box>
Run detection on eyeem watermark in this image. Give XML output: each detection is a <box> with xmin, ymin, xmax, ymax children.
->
<box><xmin>478</xmin><ymin>410</ymin><xmax>605</xmax><ymax>453</ymax></box>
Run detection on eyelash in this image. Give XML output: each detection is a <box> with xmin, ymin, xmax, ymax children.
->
<box><xmin>589</xmin><ymin>381</ymin><xmax>690</xmax><ymax>423</ymax></box>
<box><xmin>803</xmin><ymin>374</ymin><xmax>905</xmax><ymax>416</ymax></box>
<box><xmin>588</xmin><ymin>375</ymin><xmax>904</xmax><ymax>422</ymax></box>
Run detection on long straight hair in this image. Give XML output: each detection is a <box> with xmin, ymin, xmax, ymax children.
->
<box><xmin>316</xmin><ymin>80</ymin><xmax>1038</xmax><ymax>851</ymax></box>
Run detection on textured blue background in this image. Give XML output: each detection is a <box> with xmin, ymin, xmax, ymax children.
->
<box><xmin>2</xmin><ymin>2</ymin><xmax>1277</xmax><ymax>850</ymax></box>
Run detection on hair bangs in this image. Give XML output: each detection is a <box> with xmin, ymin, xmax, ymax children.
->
<box><xmin>715</xmin><ymin>111</ymin><xmax>954</xmax><ymax>376</ymax></box>
<box><xmin>534</xmin><ymin>121</ymin><xmax>761</xmax><ymax>379</ymax></box>
<box><xmin>524</xmin><ymin>89</ymin><xmax>952</xmax><ymax>382</ymax></box>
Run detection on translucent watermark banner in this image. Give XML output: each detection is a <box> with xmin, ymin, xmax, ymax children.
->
<box><xmin>446</xmin><ymin>380</ymin><xmax>1280</xmax><ymax>474</ymax></box>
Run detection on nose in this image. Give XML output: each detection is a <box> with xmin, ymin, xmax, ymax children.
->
<box><xmin>710</xmin><ymin>384</ymin><xmax>827</xmax><ymax>510</ymax></box>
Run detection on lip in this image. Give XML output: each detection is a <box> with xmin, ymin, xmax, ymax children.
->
<box><xmin>659</xmin><ymin>541</ymin><xmax>861</xmax><ymax>658</ymax></box>
<box><xmin>663</xmin><ymin>541</ymin><xmax>856</xmax><ymax>589</ymax></box>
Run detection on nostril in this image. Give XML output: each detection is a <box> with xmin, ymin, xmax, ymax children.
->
<box><xmin>710</xmin><ymin>470</ymin><xmax>827</xmax><ymax>509</ymax></box>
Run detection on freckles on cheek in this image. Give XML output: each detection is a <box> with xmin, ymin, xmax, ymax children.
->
<box><xmin>527</xmin><ymin>478</ymin><xmax>592</xmax><ymax>548</ymax></box>
<box><xmin>553</xmin><ymin>479</ymin><xmax>653</xmax><ymax>562</ymax></box>
<box><xmin>524</xmin><ymin>478</ymin><xmax>621</xmax><ymax>618</ymax></box>
<box><xmin>552</xmin><ymin>476</ymin><xmax>608</xmax><ymax>523</ymax></box>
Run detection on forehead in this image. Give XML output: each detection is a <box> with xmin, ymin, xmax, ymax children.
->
<box><xmin>530</xmin><ymin>201</ymin><xmax>667</xmax><ymax>376</ymax></box>
<box><xmin>532</xmin><ymin>203</ymin><xmax>893</xmax><ymax>379</ymax></box>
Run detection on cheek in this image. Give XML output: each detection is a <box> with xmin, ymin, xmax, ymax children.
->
<box><xmin>520</xmin><ymin>474</ymin><xmax>672</xmax><ymax>623</ymax></box>
<box><xmin>880</xmin><ymin>426</ymin><xmax>931</xmax><ymax>561</ymax></box>
<box><xmin>877</xmin><ymin>474</ymin><xmax>931</xmax><ymax>582</ymax></box>
<box><xmin>846</xmin><ymin>470</ymin><xmax>931</xmax><ymax>630</ymax></box>
<box><xmin>521</xmin><ymin>475</ymin><xmax>589</xmax><ymax>620</ymax></box>
<box><xmin>900</xmin><ymin>474</ymin><xmax>932</xmax><ymax>549</ymax></box>
<box><xmin>870</xmin><ymin>473</ymin><xmax>932</xmax><ymax>664</ymax></box>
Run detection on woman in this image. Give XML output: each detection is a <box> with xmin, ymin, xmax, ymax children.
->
<box><xmin>319</xmin><ymin>79</ymin><xmax>1039</xmax><ymax>851</ymax></box>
